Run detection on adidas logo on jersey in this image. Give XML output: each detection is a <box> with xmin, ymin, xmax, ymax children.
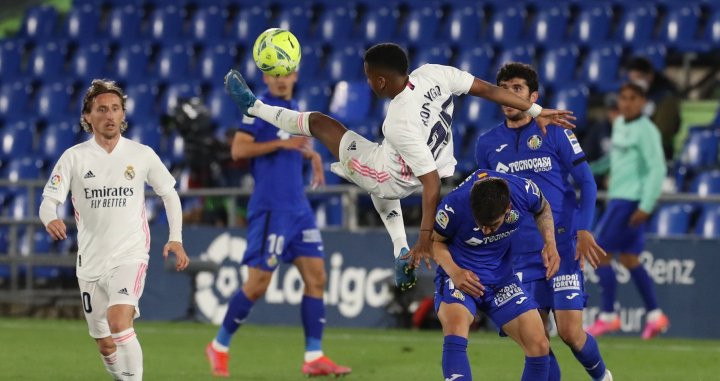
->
<box><xmin>84</xmin><ymin>170</ymin><xmax>95</xmax><ymax>179</ymax></box>
<box><xmin>386</xmin><ymin>210</ymin><xmax>400</xmax><ymax>220</ymax></box>
<box><xmin>118</xmin><ymin>288</ymin><xmax>129</xmax><ymax>296</ymax></box>
<box><xmin>347</xmin><ymin>141</ymin><xmax>357</xmax><ymax>151</ymax></box>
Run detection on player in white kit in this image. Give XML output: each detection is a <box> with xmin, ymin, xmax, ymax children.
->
<box><xmin>225</xmin><ymin>43</ymin><xmax>575</xmax><ymax>290</ymax></box>
<box><xmin>39</xmin><ymin>80</ymin><xmax>190</xmax><ymax>380</ymax></box>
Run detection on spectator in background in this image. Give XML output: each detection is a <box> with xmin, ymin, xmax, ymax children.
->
<box><xmin>626</xmin><ymin>57</ymin><xmax>681</xmax><ymax>159</ymax></box>
<box><xmin>587</xmin><ymin>82</ymin><xmax>669</xmax><ymax>340</ymax></box>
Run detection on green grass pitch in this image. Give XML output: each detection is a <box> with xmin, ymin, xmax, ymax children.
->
<box><xmin>1</xmin><ymin>318</ymin><xmax>719</xmax><ymax>380</ymax></box>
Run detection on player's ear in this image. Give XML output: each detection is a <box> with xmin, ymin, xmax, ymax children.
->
<box><xmin>530</xmin><ymin>91</ymin><xmax>539</xmax><ymax>103</ymax></box>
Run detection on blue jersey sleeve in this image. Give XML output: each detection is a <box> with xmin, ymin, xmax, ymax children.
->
<box><xmin>237</xmin><ymin>114</ymin><xmax>260</xmax><ymax>136</ymax></box>
<box><xmin>553</xmin><ymin>127</ymin><xmax>596</xmax><ymax>231</ymax></box>
<box><xmin>554</xmin><ymin>127</ymin><xmax>586</xmax><ymax>166</ymax></box>
<box><xmin>434</xmin><ymin>195</ymin><xmax>461</xmax><ymax>239</ymax></box>
<box><xmin>474</xmin><ymin>134</ymin><xmax>490</xmax><ymax>169</ymax></box>
<box><xmin>515</xmin><ymin>177</ymin><xmax>545</xmax><ymax>215</ymax></box>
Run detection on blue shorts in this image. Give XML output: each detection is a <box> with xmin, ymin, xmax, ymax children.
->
<box><xmin>243</xmin><ymin>209</ymin><xmax>324</xmax><ymax>272</ymax></box>
<box><xmin>595</xmin><ymin>199</ymin><xmax>645</xmax><ymax>254</ymax></box>
<box><xmin>521</xmin><ymin>239</ymin><xmax>587</xmax><ymax>311</ymax></box>
<box><xmin>434</xmin><ymin>273</ymin><xmax>538</xmax><ymax>336</ymax></box>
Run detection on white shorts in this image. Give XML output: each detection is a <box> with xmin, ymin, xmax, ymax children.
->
<box><xmin>78</xmin><ymin>261</ymin><xmax>148</xmax><ymax>339</ymax></box>
<box><xmin>331</xmin><ymin>131</ymin><xmax>419</xmax><ymax>199</ymax></box>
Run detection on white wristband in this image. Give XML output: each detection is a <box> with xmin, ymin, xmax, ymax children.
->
<box><xmin>525</xmin><ymin>103</ymin><xmax>543</xmax><ymax>118</ymax></box>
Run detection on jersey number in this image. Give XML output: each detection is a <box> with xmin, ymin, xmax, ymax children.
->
<box><xmin>427</xmin><ymin>97</ymin><xmax>454</xmax><ymax>158</ymax></box>
<box><xmin>82</xmin><ymin>292</ymin><xmax>92</xmax><ymax>313</ymax></box>
<box><xmin>267</xmin><ymin>234</ymin><xmax>285</xmax><ymax>255</ymax></box>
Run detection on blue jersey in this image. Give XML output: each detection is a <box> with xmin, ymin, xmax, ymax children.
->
<box><xmin>238</xmin><ymin>92</ymin><xmax>310</xmax><ymax>212</ymax></box>
<box><xmin>434</xmin><ymin>170</ymin><xmax>545</xmax><ymax>286</ymax></box>
<box><xmin>475</xmin><ymin>121</ymin><xmax>594</xmax><ymax>281</ymax></box>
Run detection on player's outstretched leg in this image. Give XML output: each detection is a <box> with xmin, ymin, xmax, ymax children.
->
<box><xmin>555</xmin><ymin>310</ymin><xmax>612</xmax><ymax>381</ymax></box>
<box><xmin>225</xmin><ymin>69</ymin><xmax>347</xmax><ymax>160</ymax></box>
<box><xmin>502</xmin><ymin>310</ymin><xmax>550</xmax><ymax>381</ymax></box>
<box><xmin>619</xmin><ymin>254</ymin><xmax>670</xmax><ymax>340</ymax></box>
<box><xmin>370</xmin><ymin>195</ymin><xmax>415</xmax><ymax>290</ymax></box>
<box><xmin>437</xmin><ymin>303</ymin><xmax>474</xmax><ymax>380</ymax></box>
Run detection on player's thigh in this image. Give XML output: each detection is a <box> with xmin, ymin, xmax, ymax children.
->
<box><xmin>242</xmin><ymin>210</ymin><xmax>291</xmax><ymax>272</ymax></box>
<box><xmin>78</xmin><ymin>278</ymin><xmax>111</xmax><ymax>339</ymax></box>
<box><xmin>106</xmin><ymin>261</ymin><xmax>148</xmax><ymax>322</ymax></box>
<box><xmin>307</xmin><ymin>112</ymin><xmax>349</xmax><ymax>159</ymax></box>
<box><xmin>502</xmin><ymin>309</ymin><xmax>549</xmax><ymax>356</ymax></box>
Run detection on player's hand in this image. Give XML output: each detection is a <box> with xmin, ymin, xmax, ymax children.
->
<box><xmin>575</xmin><ymin>230</ymin><xmax>607</xmax><ymax>270</ymax></box>
<box><xmin>448</xmin><ymin>267</ymin><xmax>485</xmax><ymax>298</ymax></box>
<box><xmin>308</xmin><ymin>151</ymin><xmax>325</xmax><ymax>189</ymax></box>
<box><xmin>628</xmin><ymin>209</ymin><xmax>651</xmax><ymax>227</ymax></box>
<box><xmin>402</xmin><ymin>231</ymin><xmax>433</xmax><ymax>270</ymax></box>
<box><xmin>45</xmin><ymin>219</ymin><xmax>67</xmax><ymax>240</ymax></box>
<box><xmin>535</xmin><ymin>108</ymin><xmax>576</xmax><ymax>134</ymax></box>
<box><xmin>542</xmin><ymin>242</ymin><xmax>561</xmax><ymax>279</ymax></box>
<box><xmin>163</xmin><ymin>241</ymin><xmax>190</xmax><ymax>271</ymax></box>
<box><xmin>277</xmin><ymin>137</ymin><xmax>306</xmax><ymax>151</ymax></box>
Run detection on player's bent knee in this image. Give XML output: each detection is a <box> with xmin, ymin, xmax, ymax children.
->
<box><xmin>96</xmin><ymin>337</ymin><xmax>116</xmax><ymax>356</ymax></box>
<box><xmin>525</xmin><ymin>336</ymin><xmax>550</xmax><ymax>357</ymax></box>
<box><xmin>619</xmin><ymin>254</ymin><xmax>640</xmax><ymax>269</ymax></box>
<box><xmin>557</xmin><ymin>323</ymin><xmax>586</xmax><ymax>350</ymax></box>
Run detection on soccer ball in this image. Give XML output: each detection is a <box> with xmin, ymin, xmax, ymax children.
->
<box><xmin>252</xmin><ymin>28</ymin><xmax>302</xmax><ymax>77</ymax></box>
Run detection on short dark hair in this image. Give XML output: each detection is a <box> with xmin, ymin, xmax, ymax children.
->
<box><xmin>619</xmin><ymin>82</ymin><xmax>647</xmax><ymax>98</ymax></box>
<box><xmin>496</xmin><ymin>62</ymin><xmax>539</xmax><ymax>93</ymax></box>
<box><xmin>626</xmin><ymin>56</ymin><xmax>654</xmax><ymax>74</ymax></box>
<box><xmin>470</xmin><ymin>178</ymin><xmax>510</xmax><ymax>226</ymax></box>
<box><xmin>363</xmin><ymin>43</ymin><xmax>408</xmax><ymax>75</ymax></box>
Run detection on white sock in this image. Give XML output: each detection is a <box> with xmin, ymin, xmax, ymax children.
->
<box><xmin>248</xmin><ymin>99</ymin><xmax>313</xmax><ymax>137</ymax></box>
<box><xmin>211</xmin><ymin>339</ymin><xmax>229</xmax><ymax>353</ymax></box>
<box><xmin>371</xmin><ymin>194</ymin><xmax>408</xmax><ymax>258</ymax></box>
<box><xmin>646</xmin><ymin>309</ymin><xmax>663</xmax><ymax>322</ymax></box>
<box><xmin>599</xmin><ymin>312</ymin><xmax>618</xmax><ymax>322</ymax></box>
<box><xmin>112</xmin><ymin>328</ymin><xmax>143</xmax><ymax>380</ymax></box>
<box><xmin>304</xmin><ymin>350</ymin><xmax>323</xmax><ymax>362</ymax></box>
<box><xmin>101</xmin><ymin>352</ymin><xmax>122</xmax><ymax>380</ymax></box>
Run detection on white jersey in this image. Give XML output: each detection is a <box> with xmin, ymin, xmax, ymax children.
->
<box><xmin>43</xmin><ymin>137</ymin><xmax>177</xmax><ymax>281</ymax></box>
<box><xmin>380</xmin><ymin>64</ymin><xmax>475</xmax><ymax>187</ymax></box>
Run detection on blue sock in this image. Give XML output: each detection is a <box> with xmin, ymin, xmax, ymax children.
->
<box><xmin>301</xmin><ymin>295</ymin><xmax>324</xmax><ymax>352</ymax></box>
<box><xmin>595</xmin><ymin>265</ymin><xmax>617</xmax><ymax>313</ymax></box>
<box><xmin>548</xmin><ymin>348</ymin><xmax>561</xmax><ymax>381</ymax></box>
<box><xmin>442</xmin><ymin>335</ymin><xmax>471</xmax><ymax>380</ymax></box>
<box><xmin>522</xmin><ymin>355</ymin><xmax>549</xmax><ymax>381</ymax></box>
<box><xmin>572</xmin><ymin>333</ymin><xmax>606</xmax><ymax>380</ymax></box>
<box><xmin>216</xmin><ymin>290</ymin><xmax>254</xmax><ymax>347</ymax></box>
<box><xmin>630</xmin><ymin>265</ymin><xmax>658</xmax><ymax>311</ymax></box>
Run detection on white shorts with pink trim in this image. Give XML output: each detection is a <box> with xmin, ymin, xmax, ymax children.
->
<box><xmin>330</xmin><ymin>131</ymin><xmax>420</xmax><ymax>200</ymax></box>
<box><xmin>77</xmin><ymin>260</ymin><xmax>148</xmax><ymax>338</ymax></box>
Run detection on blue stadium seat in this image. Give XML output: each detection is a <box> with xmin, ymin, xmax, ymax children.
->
<box><xmin>163</xmin><ymin>132</ymin><xmax>185</xmax><ymax>165</ymax></box>
<box><xmin>316</xmin><ymin>6</ymin><xmax>356</xmax><ymax>43</ymax></box>
<box><xmin>190</xmin><ymin>6</ymin><xmax>226</xmax><ymax>44</ymax></box>
<box><xmin>127</xmin><ymin>124</ymin><xmax>163</xmax><ymax>152</ymax></box>
<box><xmin>573</xmin><ymin>3</ymin><xmax>613</xmax><ymax>45</ymax></box>
<box><xmin>329</xmin><ymin>81</ymin><xmax>371</xmax><ymax>125</ymax></box>
<box><xmin>0</xmin><ymin>82</ymin><xmax>31</xmax><ymax>122</ymax></box>
<box><xmin>531</xmin><ymin>4</ymin><xmax>570</xmax><ymax>46</ymax></box>
<box><xmin>457</xmin><ymin>97</ymin><xmax>500</xmax><ymax>128</ymax></box>
<box><xmin>70</xmin><ymin>43</ymin><xmax>108</xmax><ymax>83</ymax></box>
<box><xmin>3</xmin><ymin>157</ymin><xmax>44</xmax><ymax>182</ymax></box>
<box><xmin>0</xmin><ymin>227</ymin><xmax>7</xmax><ymax>254</ymax></box>
<box><xmin>198</xmin><ymin>45</ymin><xmax>237</xmax><ymax>87</ymax></box>
<box><xmin>296</xmin><ymin>83</ymin><xmax>332</xmax><ymax>113</ymax></box>
<box><xmin>647</xmin><ymin>203</ymin><xmax>693</xmax><ymax>237</ymax></box>
<box><xmin>0</xmin><ymin>122</ymin><xmax>34</xmax><ymax>159</ymax></box>
<box><xmin>296</xmin><ymin>43</ymin><xmax>324</xmax><ymax>82</ymax></box>
<box><xmin>148</xmin><ymin>6</ymin><xmax>184</xmax><ymax>44</ymax></box>
<box><xmin>20</xmin><ymin>5</ymin><xmax>58</xmax><ymax>41</ymax></box>
<box><xmin>0</xmin><ymin>39</ymin><xmax>23</xmax><ymax>81</ymax></box>
<box><xmin>155</xmin><ymin>43</ymin><xmax>193</xmax><ymax>83</ymax></box>
<box><xmin>360</xmin><ymin>7</ymin><xmax>398</xmax><ymax>43</ymax></box>
<box><xmin>494</xmin><ymin>45</ymin><xmax>536</xmax><ymax>74</ymax></box>
<box><xmin>36</xmin><ymin>82</ymin><xmax>74</xmax><ymax>120</ymax></box>
<box><xmin>28</xmin><ymin>42</ymin><xmax>65</xmax><ymax>82</ymax></box>
<box><xmin>107</xmin><ymin>5</ymin><xmax>142</xmax><ymax>42</ymax></box>
<box><xmin>659</xmin><ymin>4</ymin><xmax>704</xmax><ymax>52</ymax></box>
<box><xmin>411</xmin><ymin>45</ymin><xmax>452</xmax><ymax>70</ymax></box>
<box><xmin>326</xmin><ymin>46</ymin><xmax>364</xmax><ymax>82</ymax></box>
<box><xmin>551</xmin><ymin>85</ymin><xmax>590</xmax><ymax>127</ymax></box>
<box><xmin>695</xmin><ymin>205</ymin><xmax>720</xmax><ymax>238</ymax></box>
<box><xmin>455</xmin><ymin>45</ymin><xmax>494</xmax><ymax>78</ymax></box>
<box><xmin>690</xmin><ymin>170</ymin><xmax>720</xmax><ymax>196</ymax></box>
<box><xmin>64</xmin><ymin>4</ymin><xmax>100</xmax><ymax>43</ymax></box>
<box><xmin>160</xmin><ymin>83</ymin><xmax>200</xmax><ymax>114</ymax></box>
<box><xmin>617</xmin><ymin>4</ymin><xmax>658</xmax><ymax>47</ymax></box>
<box><xmin>229</xmin><ymin>6</ymin><xmax>270</xmax><ymax>45</ymax></box>
<box><xmin>539</xmin><ymin>45</ymin><xmax>579</xmax><ymax>89</ymax></box>
<box><xmin>112</xmin><ymin>43</ymin><xmax>151</xmax><ymax>84</ymax></box>
<box><xmin>679</xmin><ymin>128</ymin><xmax>719</xmax><ymax>168</ymax></box>
<box><xmin>633</xmin><ymin>44</ymin><xmax>668</xmax><ymax>71</ymax></box>
<box><xmin>371</xmin><ymin>98</ymin><xmax>391</xmax><ymax>123</ymax></box>
<box><xmin>276</xmin><ymin>6</ymin><xmax>313</xmax><ymax>40</ymax></box>
<box><xmin>125</xmin><ymin>84</ymin><xmax>157</xmax><ymax>122</ymax></box>
<box><xmin>206</xmin><ymin>87</ymin><xmax>240</xmax><ymax>128</ymax></box>
<box><xmin>351</xmin><ymin>123</ymin><xmax>380</xmax><ymax>141</ymax></box>
<box><xmin>706</xmin><ymin>9</ymin><xmax>720</xmax><ymax>47</ymax></box>
<box><xmin>489</xmin><ymin>5</ymin><xmax>527</xmax><ymax>44</ymax></box>
<box><xmin>40</xmin><ymin>122</ymin><xmax>77</xmax><ymax>160</ymax></box>
<box><xmin>444</xmin><ymin>4</ymin><xmax>483</xmax><ymax>45</ymax></box>
<box><xmin>402</xmin><ymin>6</ymin><xmax>442</xmax><ymax>44</ymax></box>
<box><xmin>582</xmin><ymin>44</ymin><xmax>622</xmax><ymax>92</ymax></box>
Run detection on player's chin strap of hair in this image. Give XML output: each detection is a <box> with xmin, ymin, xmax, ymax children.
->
<box><xmin>524</xmin><ymin>103</ymin><xmax>543</xmax><ymax>119</ymax></box>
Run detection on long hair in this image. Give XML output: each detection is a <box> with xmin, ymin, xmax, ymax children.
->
<box><xmin>80</xmin><ymin>79</ymin><xmax>128</xmax><ymax>133</ymax></box>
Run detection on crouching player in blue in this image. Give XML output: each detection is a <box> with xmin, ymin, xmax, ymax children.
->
<box><xmin>432</xmin><ymin>170</ymin><xmax>560</xmax><ymax>381</ymax></box>
<box><xmin>476</xmin><ymin>63</ymin><xmax>611</xmax><ymax>381</ymax></box>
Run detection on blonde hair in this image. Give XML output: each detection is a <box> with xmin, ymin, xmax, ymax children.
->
<box><xmin>80</xmin><ymin>79</ymin><xmax>128</xmax><ymax>133</ymax></box>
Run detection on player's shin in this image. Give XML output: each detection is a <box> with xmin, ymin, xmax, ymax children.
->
<box><xmin>548</xmin><ymin>348</ymin><xmax>561</xmax><ymax>381</ymax></box>
<box><xmin>101</xmin><ymin>352</ymin><xmax>122</xmax><ymax>380</ymax></box>
<box><xmin>571</xmin><ymin>333</ymin><xmax>607</xmax><ymax>380</ymax></box>
<box><xmin>522</xmin><ymin>355</ymin><xmax>550</xmax><ymax>381</ymax></box>
<box><xmin>442</xmin><ymin>335</ymin><xmax>472</xmax><ymax>380</ymax></box>
<box><xmin>301</xmin><ymin>295</ymin><xmax>325</xmax><ymax>362</ymax></box>
<box><xmin>370</xmin><ymin>195</ymin><xmax>408</xmax><ymax>258</ymax></box>
<box><xmin>111</xmin><ymin>328</ymin><xmax>143</xmax><ymax>380</ymax></box>
<box><xmin>247</xmin><ymin>100</ymin><xmax>313</xmax><ymax>137</ymax></box>
<box><xmin>214</xmin><ymin>289</ymin><xmax>255</xmax><ymax>351</ymax></box>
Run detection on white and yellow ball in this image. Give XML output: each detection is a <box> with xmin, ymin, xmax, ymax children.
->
<box><xmin>252</xmin><ymin>28</ymin><xmax>301</xmax><ymax>77</ymax></box>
